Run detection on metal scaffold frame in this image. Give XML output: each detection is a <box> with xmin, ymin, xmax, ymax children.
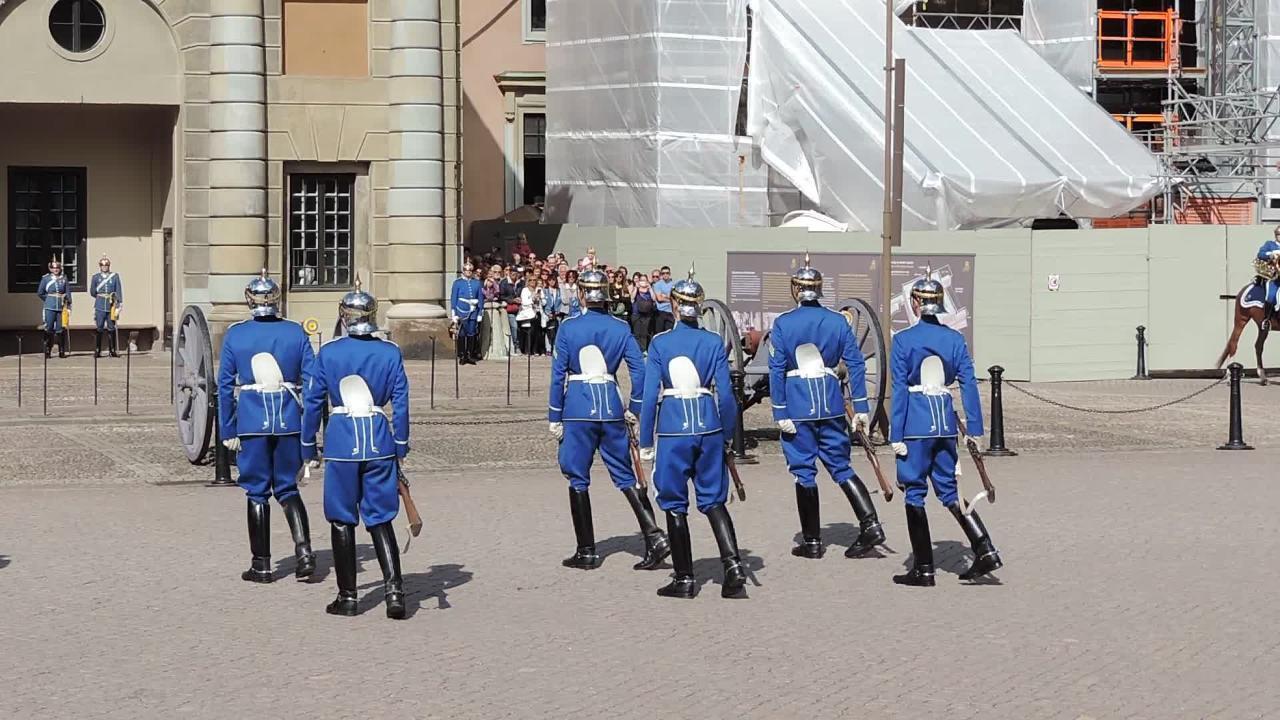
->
<box><xmin>1208</xmin><ymin>0</ymin><xmax>1257</xmax><ymax>98</ymax></box>
<box><xmin>907</xmin><ymin>1</ymin><xmax>1022</xmax><ymax>30</ymax></box>
<box><xmin>1154</xmin><ymin>84</ymin><xmax>1280</xmax><ymax>222</ymax></box>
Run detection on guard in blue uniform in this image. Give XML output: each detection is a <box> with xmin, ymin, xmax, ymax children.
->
<box><xmin>450</xmin><ymin>263</ymin><xmax>484</xmax><ymax>364</ymax></box>
<box><xmin>1256</xmin><ymin>227</ymin><xmax>1280</xmax><ymax>329</ymax></box>
<box><xmin>638</xmin><ymin>269</ymin><xmax>747</xmax><ymax>599</ymax></box>
<box><xmin>549</xmin><ymin>268</ymin><xmax>670</xmax><ymax>572</ymax></box>
<box><xmin>890</xmin><ymin>278</ymin><xmax>1003</xmax><ymax>587</ymax></box>
<box><xmin>769</xmin><ymin>255</ymin><xmax>885</xmax><ymax>559</ymax></box>
<box><xmin>36</xmin><ymin>258</ymin><xmax>71</xmax><ymax>359</ymax></box>
<box><xmin>301</xmin><ymin>279</ymin><xmax>411</xmax><ymax>619</ymax></box>
<box><xmin>217</xmin><ymin>271</ymin><xmax>318</xmax><ymax>584</ymax></box>
<box><xmin>89</xmin><ymin>255</ymin><xmax>123</xmax><ymax>358</ymax></box>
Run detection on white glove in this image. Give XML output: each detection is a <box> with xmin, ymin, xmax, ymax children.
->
<box><xmin>892</xmin><ymin>442</ymin><xmax>908</xmax><ymax>458</ymax></box>
<box><xmin>624</xmin><ymin>411</ymin><xmax>638</xmax><ymax>427</ymax></box>
<box><xmin>549</xmin><ymin>422</ymin><xmax>564</xmax><ymax>441</ymax></box>
<box><xmin>303</xmin><ymin>459</ymin><xmax>321</xmax><ymax>479</ymax></box>
<box><xmin>777</xmin><ymin>419</ymin><xmax>797</xmax><ymax>435</ymax></box>
<box><xmin>853</xmin><ymin>413</ymin><xmax>870</xmax><ymax>433</ymax></box>
<box><xmin>307</xmin><ymin>459</ymin><xmax>321</xmax><ymax>470</ymax></box>
<box><xmin>639</xmin><ymin>447</ymin><xmax>656</xmax><ymax>462</ymax></box>
<box><xmin>222</xmin><ymin>437</ymin><xmax>241</xmax><ymax>453</ymax></box>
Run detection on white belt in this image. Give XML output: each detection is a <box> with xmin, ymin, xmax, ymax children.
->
<box><xmin>568</xmin><ymin>373</ymin><xmax>616</xmax><ymax>384</ymax></box>
<box><xmin>786</xmin><ymin>367</ymin><xmax>838</xmax><ymax>379</ymax></box>
<box><xmin>464</xmin><ymin>299</ymin><xmax>480</xmax><ymax>305</ymax></box>
<box><xmin>238</xmin><ymin>382</ymin><xmax>299</xmax><ymax>393</ymax></box>
<box><xmin>909</xmin><ymin>384</ymin><xmax>949</xmax><ymax>396</ymax></box>
<box><xmin>331</xmin><ymin>406</ymin><xmax>387</xmax><ymax>419</ymax></box>
<box><xmin>662</xmin><ymin>388</ymin><xmax>712</xmax><ymax>399</ymax></box>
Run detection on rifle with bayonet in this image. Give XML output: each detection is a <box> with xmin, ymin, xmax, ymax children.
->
<box><xmin>625</xmin><ymin>421</ymin><xmax>649</xmax><ymax>492</ymax></box>
<box><xmin>845</xmin><ymin>398</ymin><xmax>893</xmax><ymax>501</ymax></box>
<box><xmin>954</xmin><ymin>414</ymin><xmax>995</xmax><ymax>510</ymax></box>
<box><xmin>397</xmin><ymin>463</ymin><xmax>424</xmax><ymax>550</ymax></box>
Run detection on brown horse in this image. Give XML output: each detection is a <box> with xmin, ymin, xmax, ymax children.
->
<box><xmin>1217</xmin><ymin>281</ymin><xmax>1272</xmax><ymax>385</ymax></box>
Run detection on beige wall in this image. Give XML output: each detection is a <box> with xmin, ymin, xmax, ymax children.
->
<box><xmin>0</xmin><ymin>0</ymin><xmax>182</xmax><ymax>105</ymax></box>
<box><xmin>0</xmin><ymin>104</ymin><xmax>175</xmax><ymax>332</ymax></box>
<box><xmin>461</xmin><ymin>0</ymin><xmax>546</xmax><ymax>231</ymax></box>
<box><xmin>283</xmin><ymin>0</ymin><xmax>370</xmax><ymax>78</ymax></box>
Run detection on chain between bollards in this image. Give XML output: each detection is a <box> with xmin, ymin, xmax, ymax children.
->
<box><xmin>985</xmin><ymin>365</ymin><xmax>1016</xmax><ymax>456</ymax></box>
<box><xmin>1132</xmin><ymin>325</ymin><xmax>1150</xmax><ymax>380</ymax></box>
<box><xmin>1218</xmin><ymin>362</ymin><xmax>1253</xmax><ymax>450</ymax></box>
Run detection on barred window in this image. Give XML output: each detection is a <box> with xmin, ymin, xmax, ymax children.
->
<box><xmin>288</xmin><ymin>174</ymin><xmax>354</xmax><ymax>289</ymax></box>
<box><xmin>7</xmin><ymin>167</ymin><xmax>86</xmax><ymax>292</ymax></box>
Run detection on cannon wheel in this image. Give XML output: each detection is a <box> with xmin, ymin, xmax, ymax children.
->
<box><xmin>174</xmin><ymin>305</ymin><xmax>216</xmax><ymax>464</ymax></box>
<box><xmin>838</xmin><ymin>298</ymin><xmax>888</xmax><ymax>439</ymax></box>
<box><xmin>698</xmin><ymin>299</ymin><xmax>745</xmax><ymax>372</ymax></box>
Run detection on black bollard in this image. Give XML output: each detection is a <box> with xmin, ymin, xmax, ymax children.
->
<box><xmin>209</xmin><ymin>396</ymin><xmax>237</xmax><ymax>486</ymax></box>
<box><xmin>984</xmin><ymin>365</ymin><xmax>1017</xmax><ymax>457</ymax></box>
<box><xmin>17</xmin><ymin>335</ymin><xmax>22</xmax><ymax>408</ymax></box>
<box><xmin>1218</xmin><ymin>362</ymin><xmax>1253</xmax><ymax>450</ymax></box>
<box><xmin>430</xmin><ymin>336</ymin><xmax>437</xmax><ymax>410</ymax></box>
<box><xmin>527</xmin><ymin>348</ymin><xmax>532</xmax><ymax>398</ymax></box>
<box><xmin>506</xmin><ymin>346</ymin><xmax>512</xmax><ymax>406</ymax></box>
<box><xmin>730</xmin><ymin>368</ymin><xmax>748</xmax><ymax>460</ymax></box>
<box><xmin>93</xmin><ymin>346</ymin><xmax>99</xmax><ymax>406</ymax></box>
<box><xmin>1132</xmin><ymin>325</ymin><xmax>1150</xmax><ymax>380</ymax></box>
<box><xmin>125</xmin><ymin>344</ymin><xmax>132</xmax><ymax>414</ymax></box>
<box><xmin>42</xmin><ymin>344</ymin><xmax>48</xmax><ymax>417</ymax></box>
<box><xmin>454</xmin><ymin>336</ymin><xmax>460</xmax><ymax>400</ymax></box>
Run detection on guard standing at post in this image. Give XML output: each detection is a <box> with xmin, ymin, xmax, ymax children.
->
<box><xmin>890</xmin><ymin>277</ymin><xmax>1003</xmax><ymax>587</ymax></box>
<box><xmin>89</xmin><ymin>255</ymin><xmax>123</xmax><ymax>358</ymax></box>
<box><xmin>217</xmin><ymin>271</ymin><xmax>318</xmax><ymax>584</ymax></box>
<box><xmin>450</xmin><ymin>262</ymin><xmax>484</xmax><ymax>364</ymax></box>
<box><xmin>548</xmin><ymin>267</ymin><xmax>670</xmax><ymax>572</ymax></box>
<box><xmin>36</xmin><ymin>257</ymin><xmax>71</xmax><ymax>359</ymax></box>
<box><xmin>769</xmin><ymin>254</ymin><xmax>885</xmax><ymax>559</ymax></box>
<box><xmin>301</xmin><ymin>278</ymin><xmax>411</xmax><ymax>619</ymax></box>
<box><xmin>638</xmin><ymin>268</ymin><xmax>747</xmax><ymax>599</ymax></box>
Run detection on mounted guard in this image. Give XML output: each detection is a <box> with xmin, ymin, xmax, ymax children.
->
<box><xmin>768</xmin><ymin>253</ymin><xmax>885</xmax><ymax>560</ymax></box>
<box><xmin>36</xmin><ymin>257</ymin><xmax>71</xmax><ymax>359</ymax></box>
<box><xmin>638</xmin><ymin>267</ymin><xmax>748</xmax><ymax>599</ymax></box>
<box><xmin>301</xmin><ymin>277</ymin><xmax>412</xmax><ymax>619</ymax></box>
<box><xmin>216</xmin><ymin>271</ymin><xmax>318</xmax><ymax>585</ymax></box>
<box><xmin>548</xmin><ymin>267</ymin><xmax>670</xmax><ymax>573</ymax></box>
<box><xmin>1253</xmin><ymin>226</ymin><xmax>1280</xmax><ymax>331</ymax></box>
<box><xmin>89</xmin><ymin>255</ymin><xmax>123</xmax><ymax>358</ymax></box>
<box><xmin>1218</xmin><ymin>226</ymin><xmax>1280</xmax><ymax>383</ymax></box>
<box><xmin>889</xmin><ymin>276</ymin><xmax>1002</xmax><ymax>587</ymax></box>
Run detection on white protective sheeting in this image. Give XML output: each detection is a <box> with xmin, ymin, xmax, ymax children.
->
<box><xmin>1259</xmin><ymin>0</ymin><xmax>1280</xmax><ymax>215</ymax></box>
<box><xmin>543</xmin><ymin>0</ymin><xmax>774</xmax><ymax>227</ymax></box>
<box><xmin>746</xmin><ymin>0</ymin><xmax>1162</xmax><ymax>233</ymax></box>
<box><xmin>1021</xmin><ymin>0</ymin><xmax>1096</xmax><ymax>94</ymax></box>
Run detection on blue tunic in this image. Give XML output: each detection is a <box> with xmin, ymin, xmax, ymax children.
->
<box><xmin>548</xmin><ymin>308</ymin><xmax>645</xmax><ymax>423</ymax></box>
<box><xmin>89</xmin><ymin>272</ymin><xmax>123</xmax><ymax>313</ymax></box>
<box><xmin>36</xmin><ymin>274</ymin><xmax>71</xmax><ymax>333</ymax></box>
<box><xmin>450</xmin><ymin>276</ymin><xmax>484</xmax><ymax>336</ymax></box>
<box><xmin>301</xmin><ymin>336</ymin><xmax>410</xmax><ymax>463</ymax></box>
<box><xmin>217</xmin><ymin>317</ymin><xmax>315</xmax><ymax>439</ymax></box>
<box><xmin>767</xmin><ymin>302</ymin><xmax>870</xmax><ymax>422</ymax></box>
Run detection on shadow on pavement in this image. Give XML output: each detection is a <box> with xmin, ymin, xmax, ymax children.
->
<box><xmin>352</xmin><ymin>563</ymin><xmax>475</xmax><ymax>618</ymax></box>
<box><xmin>904</xmin><ymin>540</ymin><xmax>1004</xmax><ymax>586</ymax></box>
<box><xmin>293</xmin><ymin>544</ymin><xmax>379</xmax><ymax>585</ymax></box>
<box><xmin>692</xmin><ymin>547</ymin><xmax>765</xmax><ymax>594</ymax></box>
<box><xmin>823</xmin><ymin>521</ymin><xmax>899</xmax><ymax>558</ymax></box>
<box><xmin>595</xmin><ymin>533</ymin><xmax>648</xmax><ymax>566</ymax></box>
<box><xmin>0</xmin><ymin>554</ymin><xmax>9</xmax><ymax>570</ymax></box>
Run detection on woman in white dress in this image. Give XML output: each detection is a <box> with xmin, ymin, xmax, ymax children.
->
<box><xmin>517</xmin><ymin>275</ymin><xmax>544</xmax><ymax>356</ymax></box>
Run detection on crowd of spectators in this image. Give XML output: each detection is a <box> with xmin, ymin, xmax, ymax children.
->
<box><xmin>463</xmin><ymin>234</ymin><xmax>679</xmax><ymax>358</ymax></box>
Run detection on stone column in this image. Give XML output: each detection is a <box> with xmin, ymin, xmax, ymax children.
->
<box><xmin>206</xmin><ymin>0</ymin><xmax>268</xmax><ymax>328</ymax></box>
<box><xmin>384</xmin><ymin>0</ymin><xmax>450</xmax><ymax>356</ymax></box>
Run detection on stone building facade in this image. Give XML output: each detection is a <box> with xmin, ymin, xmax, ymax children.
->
<box><xmin>0</xmin><ymin>0</ymin><xmax>460</xmax><ymax>354</ymax></box>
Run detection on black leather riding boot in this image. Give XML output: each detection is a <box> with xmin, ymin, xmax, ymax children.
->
<box><xmin>43</xmin><ymin>331</ymin><xmax>52</xmax><ymax>359</ymax></box>
<box><xmin>706</xmin><ymin>504</ymin><xmax>747</xmax><ymax>599</ymax></box>
<box><xmin>326</xmin><ymin>523</ymin><xmax>359</xmax><ymax>616</ymax></box>
<box><xmin>791</xmin><ymin>485</ymin><xmax>824</xmax><ymax>559</ymax></box>
<box><xmin>562</xmin><ymin>488</ymin><xmax>601</xmax><ymax>569</ymax></box>
<box><xmin>94</xmin><ymin>331</ymin><xmax>103</xmax><ymax>358</ymax></box>
<box><xmin>948</xmin><ymin>504</ymin><xmax>1004</xmax><ymax>580</ymax></box>
<box><xmin>370</xmin><ymin>523</ymin><xmax>406</xmax><ymax>619</ymax></box>
<box><xmin>893</xmin><ymin>505</ymin><xmax>936</xmax><ymax>587</ymax></box>
<box><xmin>241</xmin><ymin>500</ymin><xmax>273</xmax><ymax>583</ymax></box>
<box><xmin>621</xmin><ymin>486</ymin><xmax>670</xmax><ymax>570</ymax></box>
<box><xmin>657</xmin><ymin>511</ymin><xmax>697</xmax><ymax>599</ymax></box>
<box><xmin>279</xmin><ymin>495</ymin><xmax>316</xmax><ymax>579</ymax></box>
<box><xmin>57</xmin><ymin>331</ymin><xmax>66</xmax><ymax>358</ymax></box>
<box><xmin>108</xmin><ymin>330</ymin><xmax>119</xmax><ymax>358</ymax></box>
<box><xmin>840</xmin><ymin>478</ymin><xmax>886</xmax><ymax>557</ymax></box>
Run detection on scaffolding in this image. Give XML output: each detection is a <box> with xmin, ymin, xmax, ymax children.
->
<box><xmin>907</xmin><ymin>0</ymin><xmax>1022</xmax><ymax>29</ymax></box>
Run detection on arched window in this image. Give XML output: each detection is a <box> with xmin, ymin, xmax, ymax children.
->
<box><xmin>49</xmin><ymin>0</ymin><xmax>106</xmax><ymax>54</ymax></box>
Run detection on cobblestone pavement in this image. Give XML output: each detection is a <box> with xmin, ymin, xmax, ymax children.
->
<box><xmin>3</xmin><ymin>352</ymin><xmax>1280</xmax><ymax>718</ymax></box>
